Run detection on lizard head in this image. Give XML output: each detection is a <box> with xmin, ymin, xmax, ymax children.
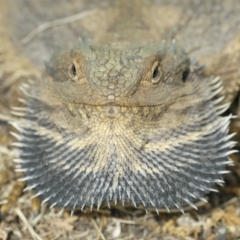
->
<box><xmin>13</xmin><ymin>41</ymin><xmax>233</xmax><ymax>212</ymax></box>
<box><xmin>43</xmin><ymin>42</ymin><xmax>191</xmax><ymax>107</ymax></box>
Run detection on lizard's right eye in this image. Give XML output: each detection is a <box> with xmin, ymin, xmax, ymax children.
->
<box><xmin>68</xmin><ymin>63</ymin><xmax>77</xmax><ymax>78</ymax></box>
<box><xmin>182</xmin><ymin>68</ymin><xmax>190</xmax><ymax>82</ymax></box>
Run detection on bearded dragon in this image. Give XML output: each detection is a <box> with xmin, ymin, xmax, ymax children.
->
<box><xmin>1</xmin><ymin>0</ymin><xmax>240</xmax><ymax>213</ymax></box>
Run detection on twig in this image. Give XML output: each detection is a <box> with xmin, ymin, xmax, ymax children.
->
<box><xmin>15</xmin><ymin>208</ymin><xmax>43</xmax><ymax>240</ymax></box>
<box><xmin>113</xmin><ymin>218</ymin><xmax>137</xmax><ymax>225</ymax></box>
<box><xmin>91</xmin><ymin>218</ymin><xmax>106</xmax><ymax>240</ymax></box>
<box><xmin>220</xmin><ymin>197</ymin><xmax>238</xmax><ymax>208</ymax></box>
<box><xmin>21</xmin><ymin>9</ymin><xmax>97</xmax><ymax>45</ymax></box>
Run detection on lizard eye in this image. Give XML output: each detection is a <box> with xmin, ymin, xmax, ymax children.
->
<box><xmin>182</xmin><ymin>68</ymin><xmax>190</xmax><ymax>82</ymax></box>
<box><xmin>151</xmin><ymin>61</ymin><xmax>162</xmax><ymax>84</ymax></box>
<box><xmin>68</xmin><ymin>63</ymin><xmax>77</xmax><ymax>78</ymax></box>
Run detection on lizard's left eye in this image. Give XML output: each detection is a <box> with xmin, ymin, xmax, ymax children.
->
<box><xmin>153</xmin><ymin>67</ymin><xmax>159</xmax><ymax>78</ymax></box>
<box><xmin>68</xmin><ymin>63</ymin><xmax>77</xmax><ymax>78</ymax></box>
<box><xmin>151</xmin><ymin>61</ymin><xmax>162</xmax><ymax>84</ymax></box>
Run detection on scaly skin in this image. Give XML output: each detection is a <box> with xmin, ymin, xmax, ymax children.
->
<box><xmin>0</xmin><ymin>0</ymin><xmax>240</xmax><ymax>212</ymax></box>
<box><xmin>12</xmin><ymin>43</ymin><xmax>233</xmax><ymax>211</ymax></box>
